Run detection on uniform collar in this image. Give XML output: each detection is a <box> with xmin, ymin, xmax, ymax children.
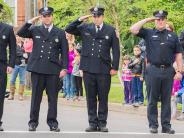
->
<box><xmin>44</xmin><ymin>23</ymin><xmax>53</xmax><ymax>32</ymax></box>
<box><xmin>95</xmin><ymin>22</ymin><xmax>103</xmax><ymax>31</ymax></box>
<box><xmin>155</xmin><ymin>28</ymin><xmax>167</xmax><ymax>33</ymax></box>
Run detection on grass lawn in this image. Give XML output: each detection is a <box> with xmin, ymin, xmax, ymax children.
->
<box><xmin>109</xmin><ymin>86</ymin><xmax>123</xmax><ymax>103</ymax></box>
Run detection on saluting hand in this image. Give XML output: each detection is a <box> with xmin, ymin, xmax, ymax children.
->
<box><xmin>29</xmin><ymin>16</ymin><xmax>41</xmax><ymax>24</ymax></box>
<box><xmin>79</xmin><ymin>15</ymin><xmax>92</xmax><ymax>22</ymax></box>
<box><xmin>146</xmin><ymin>17</ymin><xmax>159</xmax><ymax>23</ymax></box>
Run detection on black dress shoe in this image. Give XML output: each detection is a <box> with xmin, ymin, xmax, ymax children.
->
<box><xmin>28</xmin><ymin>125</ymin><xmax>36</xmax><ymax>131</ymax></box>
<box><xmin>0</xmin><ymin>125</ymin><xmax>4</xmax><ymax>131</ymax></box>
<box><xmin>162</xmin><ymin>128</ymin><xmax>175</xmax><ymax>134</ymax></box>
<box><xmin>149</xmin><ymin>127</ymin><xmax>158</xmax><ymax>134</ymax></box>
<box><xmin>85</xmin><ymin>126</ymin><xmax>98</xmax><ymax>132</ymax></box>
<box><xmin>50</xmin><ymin>126</ymin><xmax>60</xmax><ymax>132</ymax></box>
<box><xmin>98</xmin><ymin>126</ymin><xmax>109</xmax><ymax>132</ymax></box>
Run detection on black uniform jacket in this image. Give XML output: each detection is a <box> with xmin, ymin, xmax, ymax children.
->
<box><xmin>0</xmin><ymin>22</ymin><xmax>16</xmax><ymax>67</ymax></box>
<box><xmin>17</xmin><ymin>23</ymin><xmax>68</xmax><ymax>75</ymax></box>
<box><xmin>65</xmin><ymin>19</ymin><xmax>120</xmax><ymax>74</ymax></box>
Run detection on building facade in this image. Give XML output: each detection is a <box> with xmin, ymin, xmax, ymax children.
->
<box><xmin>4</xmin><ymin>0</ymin><xmax>47</xmax><ymax>27</ymax></box>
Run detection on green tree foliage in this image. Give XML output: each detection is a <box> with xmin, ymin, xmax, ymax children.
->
<box><xmin>48</xmin><ymin>0</ymin><xmax>184</xmax><ymax>54</ymax></box>
<box><xmin>0</xmin><ymin>0</ymin><xmax>13</xmax><ymax>23</ymax></box>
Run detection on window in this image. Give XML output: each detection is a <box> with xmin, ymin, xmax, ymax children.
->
<box><xmin>4</xmin><ymin>0</ymin><xmax>17</xmax><ymax>25</ymax></box>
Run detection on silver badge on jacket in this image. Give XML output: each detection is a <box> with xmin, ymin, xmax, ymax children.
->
<box><xmin>105</xmin><ymin>35</ymin><xmax>109</xmax><ymax>40</ymax></box>
<box><xmin>55</xmin><ymin>38</ymin><xmax>59</xmax><ymax>43</ymax></box>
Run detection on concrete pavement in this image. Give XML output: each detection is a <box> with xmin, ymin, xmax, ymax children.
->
<box><xmin>1</xmin><ymin>96</ymin><xmax>184</xmax><ymax>138</ymax></box>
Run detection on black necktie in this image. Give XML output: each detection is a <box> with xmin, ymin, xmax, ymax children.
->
<box><xmin>45</xmin><ymin>27</ymin><xmax>49</xmax><ymax>33</ymax></box>
<box><xmin>96</xmin><ymin>26</ymin><xmax>100</xmax><ymax>36</ymax></box>
<box><xmin>97</xmin><ymin>26</ymin><xmax>100</xmax><ymax>32</ymax></box>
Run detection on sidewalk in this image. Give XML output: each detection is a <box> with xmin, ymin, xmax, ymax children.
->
<box><xmin>58</xmin><ymin>97</ymin><xmax>148</xmax><ymax>116</ymax></box>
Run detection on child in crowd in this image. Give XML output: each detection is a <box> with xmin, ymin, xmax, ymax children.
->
<box><xmin>171</xmin><ymin>62</ymin><xmax>181</xmax><ymax>119</ymax></box>
<box><xmin>72</xmin><ymin>46</ymin><xmax>83</xmax><ymax>101</ymax></box>
<box><xmin>176</xmin><ymin>76</ymin><xmax>184</xmax><ymax>120</ymax></box>
<box><xmin>63</xmin><ymin>33</ymin><xmax>76</xmax><ymax>100</ymax></box>
<box><xmin>128</xmin><ymin>45</ymin><xmax>144</xmax><ymax>107</ymax></box>
<box><xmin>121</xmin><ymin>55</ymin><xmax>132</xmax><ymax>105</ymax></box>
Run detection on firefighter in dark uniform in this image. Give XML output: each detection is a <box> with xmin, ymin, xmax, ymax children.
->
<box><xmin>130</xmin><ymin>10</ymin><xmax>183</xmax><ymax>134</ymax></box>
<box><xmin>0</xmin><ymin>4</ymin><xmax>16</xmax><ymax>131</ymax></box>
<box><xmin>65</xmin><ymin>6</ymin><xmax>120</xmax><ymax>132</ymax></box>
<box><xmin>17</xmin><ymin>7</ymin><xmax>68</xmax><ymax>132</ymax></box>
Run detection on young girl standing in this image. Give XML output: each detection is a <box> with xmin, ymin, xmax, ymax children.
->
<box><xmin>121</xmin><ymin>55</ymin><xmax>132</xmax><ymax>104</ymax></box>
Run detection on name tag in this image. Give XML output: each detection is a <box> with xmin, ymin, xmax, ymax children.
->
<box><xmin>168</xmin><ymin>34</ymin><xmax>172</xmax><ymax>37</ymax></box>
<box><xmin>152</xmin><ymin>35</ymin><xmax>158</xmax><ymax>38</ymax></box>
<box><xmin>35</xmin><ymin>36</ymin><xmax>41</xmax><ymax>39</ymax></box>
<box><xmin>84</xmin><ymin>32</ymin><xmax>90</xmax><ymax>36</ymax></box>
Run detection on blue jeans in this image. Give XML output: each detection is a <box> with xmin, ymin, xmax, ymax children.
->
<box><xmin>132</xmin><ymin>76</ymin><xmax>144</xmax><ymax>103</ymax></box>
<box><xmin>177</xmin><ymin>94</ymin><xmax>184</xmax><ymax>113</ymax></box>
<box><xmin>64</xmin><ymin>73</ymin><xmax>76</xmax><ymax>98</ymax></box>
<box><xmin>10</xmin><ymin>65</ymin><xmax>26</xmax><ymax>85</ymax></box>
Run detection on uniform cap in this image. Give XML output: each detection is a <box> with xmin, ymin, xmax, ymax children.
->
<box><xmin>39</xmin><ymin>7</ymin><xmax>54</xmax><ymax>16</ymax></box>
<box><xmin>153</xmin><ymin>10</ymin><xmax>168</xmax><ymax>19</ymax></box>
<box><xmin>90</xmin><ymin>6</ymin><xmax>105</xmax><ymax>17</ymax></box>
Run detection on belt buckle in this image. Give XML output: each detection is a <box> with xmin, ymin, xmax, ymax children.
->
<box><xmin>160</xmin><ymin>65</ymin><xmax>165</xmax><ymax>69</ymax></box>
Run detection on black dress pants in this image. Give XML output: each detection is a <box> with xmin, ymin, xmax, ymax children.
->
<box><xmin>28</xmin><ymin>72</ymin><xmax>59</xmax><ymax>128</ymax></box>
<box><xmin>83</xmin><ymin>72</ymin><xmax>111</xmax><ymax>127</ymax></box>
<box><xmin>0</xmin><ymin>62</ymin><xmax>7</xmax><ymax>126</ymax></box>
<box><xmin>145</xmin><ymin>64</ymin><xmax>175</xmax><ymax>129</ymax></box>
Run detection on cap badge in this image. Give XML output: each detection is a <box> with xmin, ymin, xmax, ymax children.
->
<box><xmin>159</xmin><ymin>10</ymin><xmax>163</xmax><ymax>14</ymax></box>
<box><xmin>44</xmin><ymin>7</ymin><xmax>48</xmax><ymax>11</ymax></box>
<box><xmin>94</xmin><ymin>7</ymin><xmax>98</xmax><ymax>12</ymax></box>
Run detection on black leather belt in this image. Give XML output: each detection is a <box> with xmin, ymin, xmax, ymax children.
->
<box><xmin>151</xmin><ymin>64</ymin><xmax>171</xmax><ymax>69</ymax></box>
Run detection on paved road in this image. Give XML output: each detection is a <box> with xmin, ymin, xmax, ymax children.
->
<box><xmin>1</xmin><ymin>97</ymin><xmax>184</xmax><ymax>138</ymax></box>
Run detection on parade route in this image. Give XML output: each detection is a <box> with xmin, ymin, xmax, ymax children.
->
<box><xmin>0</xmin><ymin>97</ymin><xmax>183</xmax><ymax>138</ymax></box>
